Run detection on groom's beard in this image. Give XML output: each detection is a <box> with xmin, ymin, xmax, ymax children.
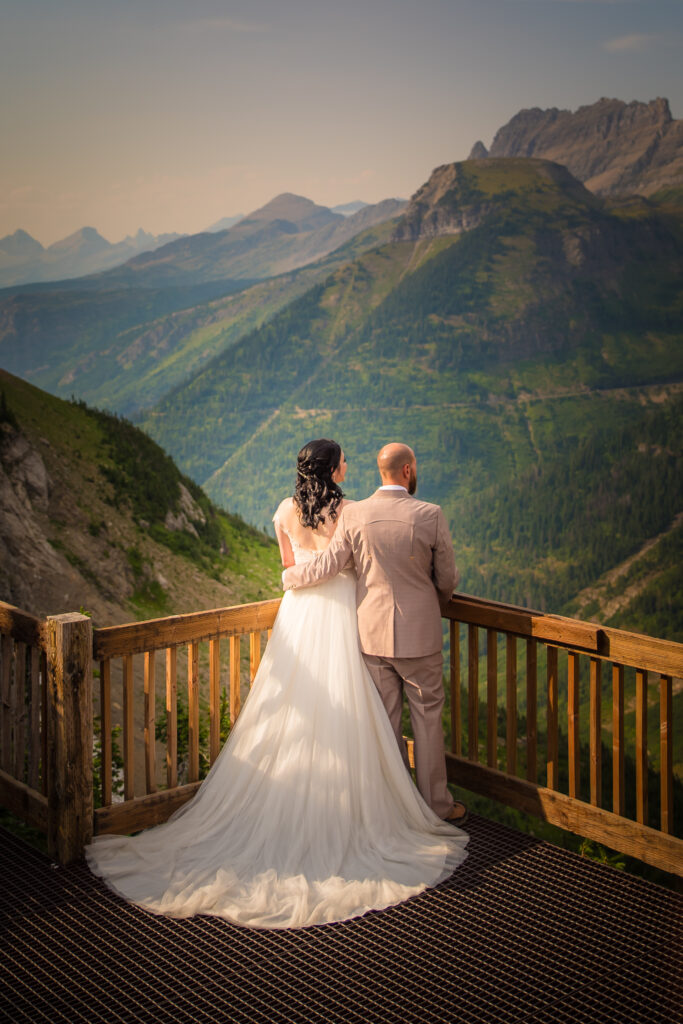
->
<box><xmin>408</xmin><ymin>468</ymin><xmax>417</xmax><ymax>495</ymax></box>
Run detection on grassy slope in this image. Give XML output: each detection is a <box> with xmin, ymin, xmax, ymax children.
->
<box><xmin>0</xmin><ymin>369</ymin><xmax>281</xmax><ymax>625</ymax></box>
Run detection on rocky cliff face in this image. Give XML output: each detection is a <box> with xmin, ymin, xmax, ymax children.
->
<box><xmin>475</xmin><ymin>97</ymin><xmax>683</xmax><ymax>197</ymax></box>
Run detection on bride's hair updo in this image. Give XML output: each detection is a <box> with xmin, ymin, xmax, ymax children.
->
<box><xmin>293</xmin><ymin>438</ymin><xmax>344</xmax><ymax>529</ymax></box>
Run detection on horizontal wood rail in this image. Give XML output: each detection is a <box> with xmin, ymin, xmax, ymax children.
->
<box><xmin>93</xmin><ymin>598</ymin><xmax>281</xmax><ymax>660</ymax></box>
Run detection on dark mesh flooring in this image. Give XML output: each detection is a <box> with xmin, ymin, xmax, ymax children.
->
<box><xmin>1</xmin><ymin>817</ymin><xmax>681</xmax><ymax>1024</ymax></box>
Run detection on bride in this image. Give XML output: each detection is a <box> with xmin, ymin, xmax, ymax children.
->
<box><xmin>86</xmin><ymin>439</ymin><xmax>469</xmax><ymax>929</ymax></box>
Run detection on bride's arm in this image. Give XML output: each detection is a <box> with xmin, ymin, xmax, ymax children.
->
<box><xmin>273</xmin><ymin>512</ymin><xmax>295</xmax><ymax>569</ymax></box>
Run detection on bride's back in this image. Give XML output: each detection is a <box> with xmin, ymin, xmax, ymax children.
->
<box><xmin>274</xmin><ymin>496</ymin><xmax>348</xmax><ymax>555</ymax></box>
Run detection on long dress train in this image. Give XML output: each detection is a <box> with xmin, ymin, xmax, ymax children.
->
<box><xmin>85</xmin><ymin>559</ymin><xmax>469</xmax><ymax>929</ymax></box>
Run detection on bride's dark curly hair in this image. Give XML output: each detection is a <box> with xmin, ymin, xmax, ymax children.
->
<box><xmin>293</xmin><ymin>438</ymin><xmax>344</xmax><ymax>529</ymax></box>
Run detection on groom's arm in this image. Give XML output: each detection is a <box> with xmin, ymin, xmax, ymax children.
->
<box><xmin>282</xmin><ymin>518</ymin><xmax>353</xmax><ymax>591</ymax></box>
<box><xmin>432</xmin><ymin>507</ymin><xmax>460</xmax><ymax>608</ymax></box>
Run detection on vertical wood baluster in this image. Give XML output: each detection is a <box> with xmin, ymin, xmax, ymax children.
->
<box><xmin>467</xmin><ymin>625</ymin><xmax>478</xmax><ymax>761</ymax></box>
<box><xmin>568</xmin><ymin>652</ymin><xmax>580</xmax><ymax>799</ymax></box>
<box><xmin>144</xmin><ymin>650</ymin><xmax>156</xmax><ymax>794</ymax></box>
<box><xmin>450</xmin><ymin>620</ymin><xmax>461</xmax><ymax>756</ymax></box>
<box><xmin>526</xmin><ymin>639</ymin><xmax>537</xmax><ymax>784</ymax></box>
<box><xmin>100</xmin><ymin>659</ymin><xmax>112</xmax><ymax>806</ymax></box>
<box><xmin>40</xmin><ymin>650</ymin><xmax>48</xmax><ymax>796</ymax></box>
<box><xmin>187</xmin><ymin>642</ymin><xmax>199</xmax><ymax>784</ymax></box>
<box><xmin>267</xmin><ymin>629</ymin><xmax>273</xmax><ymax>643</ymax></box>
<box><xmin>506</xmin><ymin>636</ymin><xmax>517</xmax><ymax>776</ymax></box>
<box><xmin>0</xmin><ymin>635</ymin><xmax>11</xmax><ymax>772</ymax></box>
<box><xmin>660</xmin><ymin>674</ymin><xmax>673</xmax><ymax>834</ymax></box>
<box><xmin>123</xmin><ymin>654</ymin><xmax>134</xmax><ymax>801</ymax></box>
<box><xmin>589</xmin><ymin>657</ymin><xmax>601</xmax><ymax>808</ymax></box>
<box><xmin>635</xmin><ymin>668</ymin><xmax>648</xmax><ymax>825</ymax></box>
<box><xmin>249</xmin><ymin>632</ymin><xmax>261</xmax><ymax>683</ymax></box>
<box><xmin>546</xmin><ymin>646</ymin><xmax>559</xmax><ymax>790</ymax></box>
<box><xmin>166</xmin><ymin>647</ymin><xmax>177</xmax><ymax>789</ymax></box>
<box><xmin>230</xmin><ymin>635</ymin><xmax>241</xmax><ymax>724</ymax></box>
<box><xmin>13</xmin><ymin>641</ymin><xmax>26</xmax><ymax>780</ymax></box>
<box><xmin>612</xmin><ymin>663</ymin><xmax>625</xmax><ymax>816</ymax></box>
<box><xmin>486</xmin><ymin>629</ymin><xmax>497</xmax><ymax>768</ymax></box>
<box><xmin>28</xmin><ymin>646</ymin><xmax>40</xmax><ymax>790</ymax></box>
<box><xmin>209</xmin><ymin>638</ymin><xmax>221</xmax><ymax>765</ymax></box>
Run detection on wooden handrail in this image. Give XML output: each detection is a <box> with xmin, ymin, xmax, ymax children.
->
<box><xmin>93</xmin><ymin>598</ymin><xmax>281</xmax><ymax>659</ymax></box>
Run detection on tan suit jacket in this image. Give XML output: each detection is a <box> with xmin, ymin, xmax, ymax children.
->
<box><xmin>283</xmin><ymin>489</ymin><xmax>459</xmax><ymax>658</ymax></box>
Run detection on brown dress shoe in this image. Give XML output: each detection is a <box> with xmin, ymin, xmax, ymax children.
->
<box><xmin>443</xmin><ymin>801</ymin><xmax>469</xmax><ymax>825</ymax></box>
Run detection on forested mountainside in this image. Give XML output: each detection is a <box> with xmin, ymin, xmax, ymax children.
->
<box><xmin>139</xmin><ymin>158</ymin><xmax>683</xmax><ymax>642</ymax></box>
<box><xmin>0</xmin><ymin>370</ymin><xmax>280</xmax><ymax>626</ymax></box>
<box><xmin>0</xmin><ymin>215</ymin><xmax>402</xmax><ymax>418</ymax></box>
<box><xmin>471</xmin><ymin>97</ymin><xmax>683</xmax><ymax>198</ymax></box>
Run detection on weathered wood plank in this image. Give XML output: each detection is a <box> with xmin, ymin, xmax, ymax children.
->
<box><xmin>94</xmin><ymin>782</ymin><xmax>202</xmax><ymax>836</ymax></box>
<box><xmin>187</xmin><ymin>642</ymin><xmax>199</xmax><ymax>784</ymax></box>
<box><xmin>99</xmin><ymin>659</ymin><xmax>112</xmax><ymax>807</ymax></box>
<box><xmin>209</xmin><ymin>638</ymin><xmax>220</xmax><ymax>766</ymax></box>
<box><xmin>0</xmin><ymin>634</ymin><xmax>12</xmax><ymax>773</ymax></box>
<box><xmin>144</xmin><ymin>650</ymin><xmax>156</xmax><ymax>794</ymax></box>
<box><xmin>444</xmin><ymin>754</ymin><xmax>683</xmax><ymax>877</ymax></box>
<box><xmin>230</xmin><ymin>635</ymin><xmax>241</xmax><ymax>724</ymax></box>
<box><xmin>636</xmin><ymin>668</ymin><xmax>648</xmax><ymax>825</ymax></box>
<box><xmin>612</xmin><ymin>663</ymin><xmax>625</xmax><ymax>816</ymax></box>
<box><xmin>568</xmin><ymin>652</ymin><xmax>580</xmax><ymax>799</ymax></box>
<box><xmin>506</xmin><ymin>635</ymin><xmax>517</xmax><ymax>776</ymax></box>
<box><xmin>93</xmin><ymin>598</ymin><xmax>281</xmax><ymax>659</ymax></box>
<box><xmin>123</xmin><ymin>654</ymin><xmax>134</xmax><ymax>802</ymax></box>
<box><xmin>0</xmin><ymin>601</ymin><xmax>44</xmax><ymax>648</ymax></box>
<box><xmin>547</xmin><ymin>646</ymin><xmax>559</xmax><ymax>790</ymax></box>
<box><xmin>0</xmin><ymin>767</ymin><xmax>48</xmax><ymax>831</ymax></box>
<box><xmin>166</xmin><ymin>647</ymin><xmax>177</xmax><ymax>790</ymax></box>
<box><xmin>468</xmin><ymin>625</ymin><xmax>478</xmax><ymax>762</ymax></box>
<box><xmin>443</xmin><ymin>594</ymin><xmax>683</xmax><ymax>676</ymax></box>
<box><xmin>444</xmin><ymin>594</ymin><xmax>599</xmax><ymax>653</ymax></box>
<box><xmin>28</xmin><ymin>646</ymin><xmax>41</xmax><ymax>791</ymax></box>
<box><xmin>249</xmin><ymin>632</ymin><xmax>261</xmax><ymax>684</ymax></box>
<box><xmin>13</xmin><ymin>641</ymin><xmax>26</xmax><ymax>782</ymax></box>
<box><xmin>40</xmin><ymin>651</ymin><xmax>47</xmax><ymax>796</ymax></box>
<box><xmin>660</xmin><ymin>675</ymin><xmax>673</xmax><ymax>835</ymax></box>
<box><xmin>486</xmin><ymin>629</ymin><xmax>497</xmax><ymax>768</ymax></box>
<box><xmin>589</xmin><ymin>657</ymin><xmax>602</xmax><ymax>808</ymax></box>
<box><xmin>45</xmin><ymin>613</ymin><xmax>93</xmax><ymax>864</ymax></box>
<box><xmin>526</xmin><ymin>639</ymin><xmax>537</xmax><ymax>784</ymax></box>
<box><xmin>450</xmin><ymin>620</ymin><xmax>461</xmax><ymax>756</ymax></box>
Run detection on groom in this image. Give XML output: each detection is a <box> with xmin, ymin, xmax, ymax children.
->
<box><xmin>283</xmin><ymin>442</ymin><xmax>467</xmax><ymax>824</ymax></box>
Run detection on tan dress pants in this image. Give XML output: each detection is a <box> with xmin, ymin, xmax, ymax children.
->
<box><xmin>363</xmin><ymin>651</ymin><xmax>454</xmax><ymax>819</ymax></box>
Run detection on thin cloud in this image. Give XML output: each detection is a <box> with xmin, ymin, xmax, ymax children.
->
<box><xmin>604</xmin><ymin>32</ymin><xmax>676</xmax><ymax>52</ymax></box>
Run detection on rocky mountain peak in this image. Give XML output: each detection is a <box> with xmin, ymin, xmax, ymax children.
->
<box><xmin>478</xmin><ymin>97</ymin><xmax>682</xmax><ymax>197</ymax></box>
<box><xmin>468</xmin><ymin>141</ymin><xmax>489</xmax><ymax>160</ymax></box>
<box><xmin>243</xmin><ymin>193</ymin><xmax>341</xmax><ymax>232</ymax></box>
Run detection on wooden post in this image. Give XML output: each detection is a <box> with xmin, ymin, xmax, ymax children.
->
<box><xmin>568</xmin><ymin>652</ymin><xmax>580</xmax><ymax>799</ymax></box>
<box><xmin>660</xmin><ymin>675</ymin><xmax>673</xmax><ymax>834</ymax></box>
<box><xmin>188</xmin><ymin>642</ymin><xmax>199</xmax><ymax>783</ymax></box>
<box><xmin>612</xmin><ymin>664</ymin><xmax>625</xmax><ymax>816</ymax></box>
<box><xmin>166</xmin><ymin>647</ymin><xmax>177</xmax><ymax>789</ymax></box>
<box><xmin>506</xmin><ymin>635</ymin><xmax>517</xmax><ymax>776</ymax></box>
<box><xmin>546</xmin><ymin>646</ymin><xmax>559</xmax><ymax>790</ymax></box>
<box><xmin>209</xmin><ymin>638</ymin><xmax>220</xmax><ymax>765</ymax></box>
<box><xmin>123</xmin><ymin>654</ymin><xmax>134</xmax><ymax>801</ymax></box>
<box><xmin>589</xmin><ymin>657</ymin><xmax>601</xmax><ymax>808</ymax></box>
<box><xmin>45</xmin><ymin>613</ymin><xmax>93</xmax><ymax>865</ymax></box>
<box><xmin>450</xmin><ymin>621</ymin><xmax>461</xmax><ymax>756</ymax></box>
<box><xmin>486</xmin><ymin>629</ymin><xmax>497</xmax><ymax>768</ymax></box>
<box><xmin>526</xmin><ymin>639</ymin><xmax>537</xmax><ymax>784</ymax></box>
<box><xmin>249</xmin><ymin>632</ymin><xmax>261</xmax><ymax>683</ymax></box>
<box><xmin>635</xmin><ymin>669</ymin><xmax>648</xmax><ymax>825</ymax></box>
<box><xmin>0</xmin><ymin>634</ymin><xmax>12</xmax><ymax>773</ymax></box>
<box><xmin>99</xmin><ymin>659</ymin><xmax>112</xmax><ymax>807</ymax></box>
<box><xmin>468</xmin><ymin>625</ymin><xmax>479</xmax><ymax>761</ymax></box>
<box><xmin>144</xmin><ymin>651</ymin><xmax>156</xmax><ymax>794</ymax></box>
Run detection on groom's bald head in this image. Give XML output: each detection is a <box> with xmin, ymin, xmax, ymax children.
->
<box><xmin>377</xmin><ymin>443</ymin><xmax>417</xmax><ymax>493</ymax></box>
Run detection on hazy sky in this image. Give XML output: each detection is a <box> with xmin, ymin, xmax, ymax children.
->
<box><xmin>2</xmin><ymin>0</ymin><xmax>682</xmax><ymax>245</ymax></box>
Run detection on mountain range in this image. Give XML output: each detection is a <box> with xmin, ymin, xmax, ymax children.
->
<box><xmin>0</xmin><ymin>226</ymin><xmax>183</xmax><ymax>288</ymax></box>
<box><xmin>470</xmin><ymin>97</ymin><xmax>683</xmax><ymax>198</ymax></box>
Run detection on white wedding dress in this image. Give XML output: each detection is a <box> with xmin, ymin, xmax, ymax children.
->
<box><xmin>86</xmin><ymin>534</ymin><xmax>469</xmax><ymax>929</ymax></box>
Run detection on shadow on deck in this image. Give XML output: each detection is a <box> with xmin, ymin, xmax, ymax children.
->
<box><xmin>2</xmin><ymin>816</ymin><xmax>681</xmax><ymax>1024</ymax></box>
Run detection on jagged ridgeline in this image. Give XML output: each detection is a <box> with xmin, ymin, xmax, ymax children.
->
<box><xmin>140</xmin><ymin>158</ymin><xmax>683</xmax><ymax>640</ymax></box>
<box><xmin>0</xmin><ymin>369</ymin><xmax>280</xmax><ymax>623</ymax></box>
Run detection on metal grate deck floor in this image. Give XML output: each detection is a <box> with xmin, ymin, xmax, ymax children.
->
<box><xmin>1</xmin><ymin>817</ymin><xmax>681</xmax><ymax>1024</ymax></box>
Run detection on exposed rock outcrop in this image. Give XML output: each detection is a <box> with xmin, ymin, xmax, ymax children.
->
<box><xmin>477</xmin><ymin>97</ymin><xmax>683</xmax><ymax>197</ymax></box>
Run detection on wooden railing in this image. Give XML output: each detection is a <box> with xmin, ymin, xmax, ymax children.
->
<box><xmin>1</xmin><ymin>595</ymin><xmax>681</xmax><ymax>873</ymax></box>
